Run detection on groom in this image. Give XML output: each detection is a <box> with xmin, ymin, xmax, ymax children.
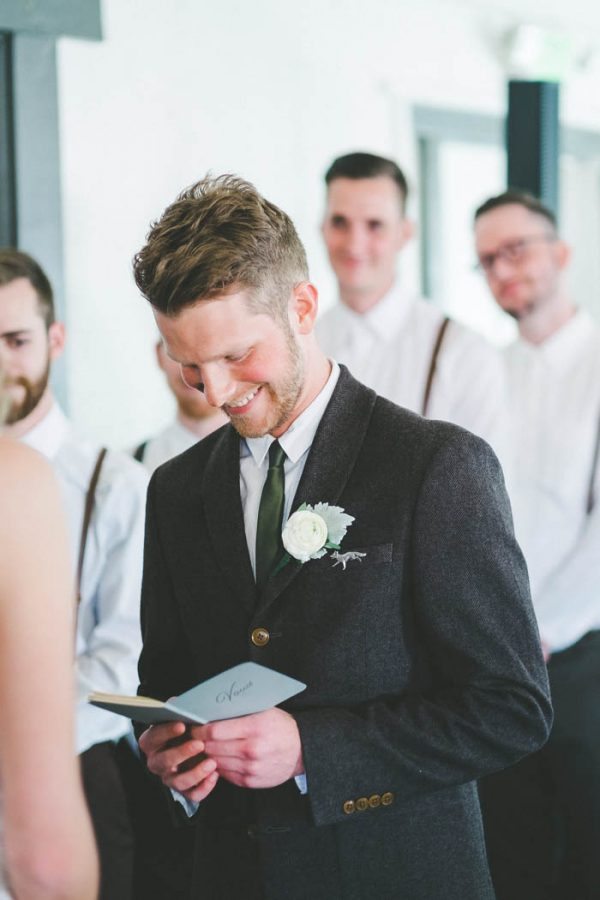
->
<box><xmin>133</xmin><ymin>175</ymin><xmax>551</xmax><ymax>900</ymax></box>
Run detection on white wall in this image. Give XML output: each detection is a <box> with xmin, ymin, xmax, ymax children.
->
<box><xmin>55</xmin><ymin>0</ymin><xmax>600</xmax><ymax>446</ymax></box>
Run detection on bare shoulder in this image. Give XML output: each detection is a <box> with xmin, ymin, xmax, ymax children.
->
<box><xmin>0</xmin><ymin>437</ymin><xmax>55</xmax><ymax>491</ymax></box>
<box><xmin>0</xmin><ymin>438</ymin><xmax>62</xmax><ymax>529</ymax></box>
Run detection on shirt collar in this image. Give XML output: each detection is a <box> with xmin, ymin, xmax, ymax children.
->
<box><xmin>515</xmin><ymin>308</ymin><xmax>596</xmax><ymax>372</ymax></box>
<box><xmin>20</xmin><ymin>402</ymin><xmax>71</xmax><ymax>460</ymax></box>
<box><xmin>243</xmin><ymin>360</ymin><xmax>340</xmax><ymax>467</ymax></box>
<box><xmin>339</xmin><ymin>279</ymin><xmax>415</xmax><ymax>341</ymax></box>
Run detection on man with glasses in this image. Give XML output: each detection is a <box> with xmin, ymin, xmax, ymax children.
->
<box><xmin>474</xmin><ymin>189</ymin><xmax>600</xmax><ymax>900</ymax></box>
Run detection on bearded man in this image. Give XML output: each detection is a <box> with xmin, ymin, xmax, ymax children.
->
<box><xmin>133</xmin><ymin>175</ymin><xmax>552</xmax><ymax>900</ymax></box>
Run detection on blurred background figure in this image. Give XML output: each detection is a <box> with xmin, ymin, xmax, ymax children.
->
<box><xmin>0</xmin><ymin>250</ymin><xmax>148</xmax><ymax>900</ymax></box>
<box><xmin>133</xmin><ymin>339</ymin><xmax>226</xmax><ymax>471</ymax></box>
<box><xmin>0</xmin><ymin>376</ymin><xmax>98</xmax><ymax>899</ymax></box>
<box><xmin>317</xmin><ymin>152</ymin><xmax>509</xmax><ymax>460</ymax></box>
<box><xmin>474</xmin><ymin>190</ymin><xmax>600</xmax><ymax>900</ymax></box>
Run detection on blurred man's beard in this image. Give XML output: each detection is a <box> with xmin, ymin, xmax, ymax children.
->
<box><xmin>177</xmin><ymin>392</ymin><xmax>219</xmax><ymax>420</ymax></box>
<box><xmin>5</xmin><ymin>364</ymin><xmax>50</xmax><ymax>425</ymax></box>
<box><xmin>503</xmin><ymin>300</ymin><xmax>537</xmax><ymax>322</ymax></box>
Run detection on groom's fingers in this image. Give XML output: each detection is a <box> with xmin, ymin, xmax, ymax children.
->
<box><xmin>191</xmin><ymin>712</ymin><xmax>259</xmax><ymax>743</ymax></box>
<box><xmin>167</xmin><ymin>754</ymin><xmax>218</xmax><ymax>792</ymax></box>
<box><xmin>202</xmin><ymin>738</ymin><xmax>246</xmax><ymax>760</ymax></box>
<box><xmin>140</xmin><ymin>723</ymin><xmax>207</xmax><ymax>781</ymax></box>
<box><xmin>182</xmin><ymin>769</ymin><xmax>220</xmax><ymax>803</ymax></box>
<box><xmin>139</xmin><ymin>721</ymin><xmax>186</xmax><ymax>756</ymax></box>
<box><xmin>155</xmin><ymin>740</ymin><xmax>206</xmax><ymax>778</ymax></box>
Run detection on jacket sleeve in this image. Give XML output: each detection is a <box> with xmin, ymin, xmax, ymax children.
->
<box><xmin>293</xmin><ymin>431</ymin><xmax>553</xmax><ymax>827</ymax></box>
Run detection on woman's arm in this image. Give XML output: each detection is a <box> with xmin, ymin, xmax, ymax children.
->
<box><xmin>0</xmin><ymin>440</ymin><xmax>98</xmax><ymax>899</ymax></box>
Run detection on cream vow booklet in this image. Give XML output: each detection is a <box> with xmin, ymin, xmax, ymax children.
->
<box><xmin>88</xmin><ymin>662</ymin><xmax>306</xmax><ymax>726</ymax></box>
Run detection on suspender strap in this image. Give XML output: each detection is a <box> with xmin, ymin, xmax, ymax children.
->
<box><xmin>133</xmin><ymin>440</ymin><xmax>148</xmax><ymax>463</ymax></box>
<box><xmin>422</xmin><ymin>316</ymin><xmax>450</xmax><ymax>418</ymax></box>
<box><xmin>76</xmin><ymin>447</ymin><xmax>108</xmax><ymax>604</ymax></box>
<box><xmin>586</xmin><ymin>415</ymin><xmax>600</xmax><ymax>515</ymax></box>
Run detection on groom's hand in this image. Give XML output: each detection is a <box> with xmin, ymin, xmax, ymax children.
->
<box><xmin>139</xmin><ymin>721</ymin><xmax>219</xmax><ymax>801</ymax></box>
<box><xmin>191</xmin><ymin>707</ymin><xmax>304</xmax><ymax>789</ymax></box>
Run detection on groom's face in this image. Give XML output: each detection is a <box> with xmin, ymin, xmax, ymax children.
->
<box><xmin>155</xmin><ymin>288</ymin><xmax>306</xmax><ymax>438</ymax></box>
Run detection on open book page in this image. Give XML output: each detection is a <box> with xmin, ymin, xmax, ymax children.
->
<box><xmin>89</xmin><ymin>662</ymin><xmax>306</xmax><ymax>725</ymax></box>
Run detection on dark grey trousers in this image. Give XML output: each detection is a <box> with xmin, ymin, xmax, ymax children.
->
<box><xmin>480</xmin><ymin>629</ymin><xmax>600</xmax><ymax>900</ymax></box>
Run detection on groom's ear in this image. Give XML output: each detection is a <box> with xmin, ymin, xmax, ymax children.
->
<box><xmin>289</xmin><ymin>281</ymin><xmax>319</xmax><ymax>335</ymax></box>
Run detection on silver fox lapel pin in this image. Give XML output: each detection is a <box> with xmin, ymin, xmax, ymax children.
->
<box><xmin>331</xmin><ymin>550</ymin><xmax>367</xmax><ymax>570</ymax></box>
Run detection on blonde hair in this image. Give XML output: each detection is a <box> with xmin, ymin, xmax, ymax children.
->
<box><xmin>133</xmin><ymin>174</ymin><xmax>309</xmax><ymax>322</ymax></box>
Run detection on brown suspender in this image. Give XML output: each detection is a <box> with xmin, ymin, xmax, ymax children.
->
<box><xmin>586</xmin><ymin>415</ymin><xmax>600</xmax><ymax>515</ymax></box>
<box><xmin>76</xmin><ymin>447</ymin><xmax>108</xmax><ymax>605</ymax></box>
<box><xmin>421</xmin><ymin>316</ymin><xmax>450</xmax><ymax>418</ymax></box>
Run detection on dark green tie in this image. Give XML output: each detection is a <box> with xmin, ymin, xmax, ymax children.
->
<box><xmin>255</xmin><ymin>440</ymin><xmax>286</xmax><ymax>590</ymax></box>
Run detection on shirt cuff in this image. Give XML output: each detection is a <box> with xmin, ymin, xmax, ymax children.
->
<box><xmin>294</xmin><ymin>773</ymin><xmax>307</xmax><ymax>794</ymax></box>
<box><xmin>171</xmin><ymin>788</ymin><xmax>200</xmax><ymax>818</ymax></box>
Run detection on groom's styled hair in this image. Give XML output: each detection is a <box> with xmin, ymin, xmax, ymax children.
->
<box><xmin>133</xmin><ymin>174</ymin><xmax>309</xmax><ymax>323</ymax></box>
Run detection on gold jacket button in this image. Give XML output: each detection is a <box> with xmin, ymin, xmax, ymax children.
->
<box><xmin>251</xmin><ymin>627</ymin><xmax>270</xmax><ymax>647</ymax></box>
<box><xmin>343</xmin><ymin>800</ymin><xmax>355</xmax><ymax>815</ymax></box>
<box><xmin>368</xmin><ymin>794</ymin><xmax>381</xmax><ymax>808</ymax></box>
<box><xmin>381</xmin><ymin>791</ymin><xmax>394</xmax><ymax>807</ymax></box>
<box><xmin>356</xmin><ymin>797</ymin><xmax>369</xmax><ymax>812</ymax></box>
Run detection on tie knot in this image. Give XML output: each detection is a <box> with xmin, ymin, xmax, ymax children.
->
<box><xmin>268</xmin><ymin>440</ymin><xmax>286</xmax><ymax>469</ymax></box>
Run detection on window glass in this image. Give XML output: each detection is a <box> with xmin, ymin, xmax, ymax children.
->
<box><xmin>560</xmin><ymin>153</ymin><xmax>600</xmax><ymax>322</ymax></box>
<box><xmin>435</xmin><ymin>140</ymin><xmax>517</xmax><ymax>347</ymax></box>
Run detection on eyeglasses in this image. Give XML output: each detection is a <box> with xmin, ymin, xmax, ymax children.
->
<box><xmin>475</xmin><ymin>234</ymin><xmax>556</xmax><ymax>274</ymax></box>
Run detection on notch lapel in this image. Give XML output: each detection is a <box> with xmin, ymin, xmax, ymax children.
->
<box><xmin>257</xmin><ymin>367</ymin><xmax>377</xmax><ymax>615</ymax></box>
<box><xmin>201</xmin><ymin>425</ymin><xmax>257</xmax><ymax>614</ymax></box>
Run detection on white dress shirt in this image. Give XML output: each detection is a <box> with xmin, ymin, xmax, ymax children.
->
<box><xmin>174</xmin><ymin>362</ymin><xmax>340</xmax><ymax>814</ymax></box>
<box><xmin>504</xmin><ymin>310</ymin><xmax>600</xmax><ymax>653</ymax></box>
<box><xmin>316</xmin><ymin>282</ymin><xmax>509</xmax><ymax>464</ymax></box>
<box><xmin>22</xmin><ymin>403</ymin><xmax>148</xmax><ymax>753</ymax></box>
<box><xmin>240</xmin><ymin>362</ymin><xmax>340</xmax><ymax>577</ymax></box>
<box><xmin>137</xmin><ymin>418</ymin><xmax>221</xmax><ymax>473</ymax></box>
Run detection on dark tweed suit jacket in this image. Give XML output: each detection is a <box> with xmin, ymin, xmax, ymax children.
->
<box><xmin>138</xmin><ymin>365</ymin><xmax>552</xmax><ymax>900</ymax></box>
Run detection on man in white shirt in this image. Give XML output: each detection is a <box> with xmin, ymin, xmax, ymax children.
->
<box><xmin>0</xmin><ymin>250</ymin><xmax>148</xmax><ymax>900</ymax></box>
<box><xmin>474</xmin><ymin>190</ymin><xmax>600</xmax><ymax>900</ymax></box>
<box><xmin>133</xmin><ymin>339</ymin><xmax>226</xmax><ymax>472</ymax></box>
<box><xmin>317</xmin><ymin>152</ymin><xmax>508</xmax><ymax>457</ymax></box>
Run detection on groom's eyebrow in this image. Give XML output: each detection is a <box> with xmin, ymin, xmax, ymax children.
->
<box><xmin>1</xmin><ymin>328</ymin><xmax>33</xmax><ymax>339</ymax></box>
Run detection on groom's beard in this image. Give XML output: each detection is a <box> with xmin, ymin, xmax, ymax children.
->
<box><xmin>226</xmin><ymin>329</ymin><xmax>305</xmax><ymax>439</ymax></box>
<box><xmin>4</xmin><ymin>363</ymin><xmax>50</xmax><ymax>425</ymax></box>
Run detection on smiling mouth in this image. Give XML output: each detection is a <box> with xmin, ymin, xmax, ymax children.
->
<box><xmin>224</xmin><ymin>386</ymin><xmax>261</xmax><ymax>414</ymax></box>
<box><xmin>501</xmin><ymin>282</ymin><xmax>523</xmax><ymax>297</ymax></box>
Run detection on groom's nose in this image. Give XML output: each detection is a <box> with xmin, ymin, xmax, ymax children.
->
<box><xmin>200</xmin><ymin>363</ymin><xmax>236</xmax><ymax>409</ymax></box>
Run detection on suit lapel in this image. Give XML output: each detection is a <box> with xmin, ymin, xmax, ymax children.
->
<box><xmin>257</xmin><ymin>366</ymin><xmax>378</xmax><ymax>615</ymax></box>
<box><xmin>201</xmin><ymin>425</ymin><xmax>257</xmax><ymax>614</ymax></box>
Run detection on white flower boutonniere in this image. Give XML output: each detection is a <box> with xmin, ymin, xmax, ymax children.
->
<box><xmin>280</xmin><ymin>502</ymin><xmax>355</xmax><ymax>566</ymax></box>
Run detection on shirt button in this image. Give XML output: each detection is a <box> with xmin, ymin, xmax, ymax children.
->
<box><xmin>343</xmin><ymin>800</ymin><xmax>355</xmax><ymax>815</ymax></box>
<box><xmin>356</xmin><ymin>797</ymin><xmax>369</xmax><ymax>812</ymax></box>
<box><xmin>251</xmin><ymin>627</ymin><xmax>270</xmax><ymax>647</ymax></box>
<box><xmin>381</xmin><ymin>791</ymin><xmax>394</xmax><ymax>807</ymax></box>
<box><xmin>368</xmin><ymin>794</ymin><xmax>381</xmax><ymax>808</ymax></box>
